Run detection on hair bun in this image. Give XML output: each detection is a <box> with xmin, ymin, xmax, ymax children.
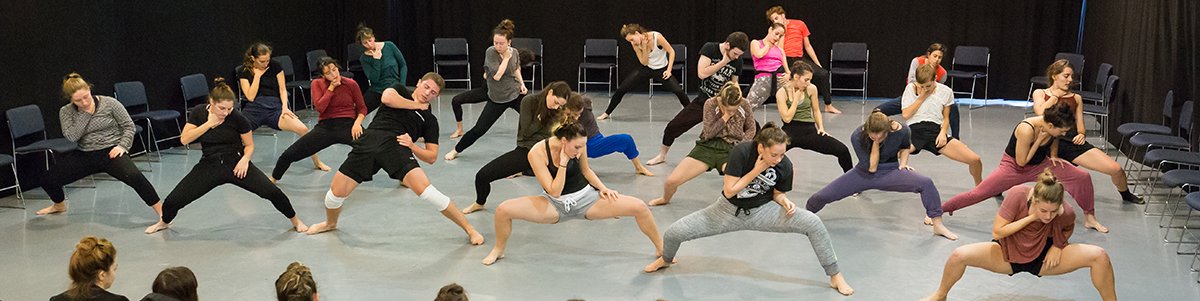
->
<box><xmin>498</xmin><ymin>19</ymin><xmax>515</xmax><ymax>31</ymax></box>
<box><xmin>66</xmin><ymin>72</ymin><xmax>83</xmax><ymax>79</ymax></box>
<box><xmin>1038</xmin><ymin>168</ymin><xmax>1057</xmax><ymax>185</ymax></box>
<box><xmin>212</xmin><ymin>77</ymin><xmax>227</xmax><ymax>86</ymax></box>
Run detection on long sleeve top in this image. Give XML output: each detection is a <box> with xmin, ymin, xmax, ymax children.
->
<box><xmin>311</xmin><ymin>77</ymin><xmax>367</xmax><ymax>121</ymax></box>
<box><xmin>361</xmin><ymin>41</ymin><xmax>409</xmax><ymax>93</ymax></box>
<box><xmin>59</xmin><ymin>95</ymin><xmax>135</xmax><ymax>152</ymax></box>
<box><xmin>699</xmin><ymin>97</ymin><xmax>757</xmax><ymax>144</ymax></box>
<box><xmin>517</xmin><ymin>94</ymin><xmax>555</xmax><ymax>148</ymax></box>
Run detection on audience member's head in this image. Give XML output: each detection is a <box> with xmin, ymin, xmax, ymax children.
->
<box><xmin>145</xmin><ymin>266</ymin><xmax>198</xmax><ymax>301</ymax></box>
<box><xmin>434</xmin><ymin>283</ymin><xmax>468</xmax><ymax>301</ymax></box>
<box><xmin>276</xmin><ymin>262</ymin><xmax>318</xmax><ymax>301</ymax></box>
<box><xmin>66</xmin><ymin>236</ymin><xmax>119</xmax><ymax>300</ymax></box>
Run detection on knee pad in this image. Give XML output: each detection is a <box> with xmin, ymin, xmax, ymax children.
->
<box><xmin>324</xmin><ymin>190</ymin><xmax>347</xmax><ymax>209</ymax></box>
<box><xmin>419</xmin><ymin>185</ymin><xmax>451</xmax><ymax>211</ymax></box>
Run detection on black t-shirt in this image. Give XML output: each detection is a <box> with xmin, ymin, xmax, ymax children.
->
<box><xmin>722</xmin><ymin>142</ymin><xmax>793</xmax><ymax>209</ymax></box>
<box><xmin>367</xmin><ymin>84</ymin><xmax>440</xmax><ymax>144</ymax></box>
<box><xmin>187</xmin><ymin>104</ymin><xmax>252</xmax><ymax>157</ymax></box>
<box><xmin>697</xmin><ymin>42</ymin><xmax>744</xmax><ymax>99</ymax></box>
<box><xmin>237</xmin><ymin>60</ymin><xmax>284</xmax><ymax>98</ymax></box>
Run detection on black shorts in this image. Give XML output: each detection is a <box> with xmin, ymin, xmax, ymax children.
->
<box><xmin>242</xmin><ymin>98</ymin><xmax>283</xmax><ymax>131</ymax></box>
<box><xmin>1056</xmin><ymin>130</ymin><xmax>1096</xmax><ymax>162</ymax></box>
<box><xmin>909</xmin><ymin>121</ymin><xmax>954</xmax><ymax>156</ymax></box>
<box><xmin>337</xmin><ymin>130</ymin><xmax>421</xmax><ymax>183</ymax></box>
<box><xmin>996</xmin><ymin>237</ymin><xmax>1054</xmax><ymax>277</ymax></box>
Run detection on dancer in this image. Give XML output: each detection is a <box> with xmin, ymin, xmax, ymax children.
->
<box><xmin>481</xmin><ymin>123</ymin><xmax>662</xmax><ymax>265</ymax></box>
<box><xmin>875</xmin><ymin>43</ymin><xmax>960</xmax><ymax>139</ymax></box>
<box><xmin>805</xmin><ymin>110</ymin><xmax>958</xmax><ymax>240</ymax></box>
<box><xmin>271</xmin><ymin>57</ymin><xmax>366</xmax><ymax>182</ymax></box>
<box><xmin>941</xmin><ymin>104</ymin><xmax>1108</xmax><ymax>233</ymax></box>
<box><xmin>460</xmin><ymin>82</ymin><xmax>575</xmax><ymax>214</ymax></box>
<box><xmin>776</xmin><ymin>60</ymin><xmax>853</xmax><ymax>172</ymax></box>
<box><xmin>597</xmin><ymin>24</ymin><xmax>689</xmax><ymax>120</ymax></box>
<box><xmin>1032</xmin><ymin>59</ymin><xmax>1142</xmax><ymax>204</ymax></box>
<box><xmin>303</xmin><ymin>73</ymin><xmax>483</xmax><ymax>245</ymax></box>
<box><xmin>50</xmin><ymin>236</ymin><xmax>126</xmax><ymax>301</ymax></box>
<box><xmin>643</xmin><ymin>124</ymin><xmax>854</xmax><ymax>296</ymax></box>
<box><xmin>648</xmin><ymin>82</ymin><xmax>757</xmax><ymax>206</ymax></box>
<box><xmin>37</xmin><ymin>73</ymin><xmax>163</xmax><ymax>217</ymax></box>
<box><xmin>238</xmin><ymin>42</ymin><xmax>328</xmax><ymax>172</ymax></box>
<box><xmin>646</xmin><ymin>32</ymin><xmax>750</xmax><ymax>166</ymax></box>
<box><xmin>561</xmin><ymin>94</ymin><xmax>654</xmax><ymax>176</ymax></box>
<box><xmin>901</xmin><ymin>64</ymin><xmax>983</xmax><ymax>185</ymax></box>
<box><xmin>744</xmin><ymin>23</ymin><xmax>791</xmax><ymax>108</ymax></box>
<box><xmin>921</xmin><ymin>170</ymin><xmax>1116</xmax><ymax>301</ymax></box>
<box><xmin>444</xmin><ymin>19</ymin><xmax>529</xmax><ymax>159</ymax></box>
<box><xmin>767</xmin><ymin>6</ymin><xmax>839</xmax><ymax>114</ymax></box>
<box><xmin>145</xmin><ymin>78</ymin><xmax>307</xmax><ymax>234</ymax></box>
<box><xmin>358</xmin><ymin>23</ymin><xmax>410</xmax><ymax>113</ymax></box>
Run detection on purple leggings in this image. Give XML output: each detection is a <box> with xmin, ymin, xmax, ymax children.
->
<box><xmin>806</xmin><ymin>167</ymin><xmax>944</xmax><ymax>218</ymax></box>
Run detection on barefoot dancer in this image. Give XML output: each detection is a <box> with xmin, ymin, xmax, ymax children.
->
<box><xmin>446</xmin><ymin>19</ymin><xmax>528</xmax><ymax>141</ymax></box>
<box><xmin>271</xmin><ymin>57</ymin><xmax>367</xmax><ymax>182</ymax></box>
<box><xmin>560</xmin><ymin>93</ymin><xmax>654</xmax><ymax>176</ymax></box>
<box><xmin>776</xmin><ymin>60</ymin><xmax>853</xmax><ymax>172</ymax></box>
<box><xmin>900</xmin><ymin>64</ymin><xmax>983</xmax><ymax>186</ymax></box>
<box><xmin>238</xmin><ymin>42</ymin><xmax>328</xmax><ymax>172</ymax></box>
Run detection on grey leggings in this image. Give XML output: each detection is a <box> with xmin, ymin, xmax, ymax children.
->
<box><xmin>745</xmin><ymin>75</ymin><xmax>783</xmax><ymax>109</ymax></box>
<box><xmin>661</xmin><ymin>196</ymin><xmax>841</xmax><ymax>276</ymax></box>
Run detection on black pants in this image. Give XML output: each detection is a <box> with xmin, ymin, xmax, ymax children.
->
<box><xmin>364</xmin><ymin>90</ymin><xmax>383</xmax><ymax>113</ymax></box>
<box><xmin>44</xmin><ymin>147</ymin><xmax>159</xmax><ymax>205</ymax></box>
<box><xmin>161</xmin><ymin>155</ymin><xmax>295</xmax><ymax>223</ymax></box>
<box><xmin>781</xmin><ymin>121</ymin><xmax>854</xmax><ymax>172</ymax></box>
<box><xmin>473</xmin><ymin>146</ymin><xmax>532</xmax><ymax>205</ymax></box>
<box><xmin>787</xmin><ymin>56</ymin><xmax>832</xmax><ymax>105</ymax></box>
<box><xmin>454</xmin><ymin>90</ymin><xmax>523</xmax><ymax>153</ymax></box>
<box><xmin>272</xmin><ymin>118</ymin><xmax>357</xmax><ymax>180</ymax></box>
<box><xmin>661</xmin><ymin>94</ymin><xmax>708</xmax><ymax>147</ymax></box>
<box><xmin>874</xmin><ymin>97</ymin><xmax>962</xmax><ymax>139</ymax></box>
<box><xmin>605</xmin><ymin>65</ymin><xmax>689</xmax><ymax>115</ymax></box>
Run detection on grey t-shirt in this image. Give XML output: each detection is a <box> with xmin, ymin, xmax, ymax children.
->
<box><xmin>484</xmin><ymin>46</ymin><xmax>523</xmax><ymax>103</ymax></box>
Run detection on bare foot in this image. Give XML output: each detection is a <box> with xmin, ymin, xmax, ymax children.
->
<box><xmin>647</xmin><ymin>197</ymin><xmax>669</xmax><ymax>206</ymax></box>
<box><xmin>645</xmin><ymin>155</ymin><xmax>667</xmax><ymax>166</ymax></box>
<box><xmin>468</xmin><ymin>230</ymin><xmax>485</xmax><ymax>245</ymax></box>
<box><xmin>314</xmin><ymin>161</ymin><xmax>331</xmax><ymax>171</ymax></box>
<box><xmin>825</xmin><ymin>104</ymin><xmax>843</xmax><ymax>115</ymax></box>
<box><xmin>596</xmin><ymin>113</ymin><xmax>610</xmax><ymax>120</ymax></box>
<box><xmin>305</xmin><ymin>221</ymin><xmax>337</xmax><ymax>235</ymax></box>
<box><xmin>482</xmin><ymin>248</ymin><xmax>505</xmax><ymax>265</ymax></box>
<box><xmin>462</xmin><ymin>203</ymin><xmax>485</xmax><ymax>214</ymax></box>
<box><xmin>931</xmin><ymin>223</ymin><xmax>959</xmax><ymax>241</ymax></box>
<box><xmin>1084</xmin><ymin>215</ymin><xmax>1109</xmax><ymax>233</ymax></box>
<box><xmin>919</xmin><ymin>293</ymin><xmax>947</xmax><ymax>301</ymax></box>
<box><xmin>36</xmin><ymin>203</ymin><xmax>67</xmax><ymax>215</ymax></box>
<box><xmin>144</xmin><ymin>221</ymin><xmax>170</xmax><ymax>234</ymax></box>
<box><xmin>293</xmin><ymin>222</ymin><xmax>309</xmax><ymax>233</ymax></box>
<box><xmin>635</xmin><ymin>165</ymin><xmax>655</xmax><ymax>177</ymax></box>
<box><xmin>504</xmin><ymin>173</ymin><xmax>523</xmax><ymax>179</ymax></box>
<box><xmin>450</xmin><ymin>129</ymin><xmax>464</xmax><ymax>139</ymax></box>
<box><xmin>643</xmin><ymin>257</ymin><xmax>671</xmax><ymax>273</ymax></box>
<box><xmin>923</xmin><ymin>216</ymin><xmax>933</xmax><ymax>226</ymax></box>
<box><xmin>829</xmin><ymin>273</ymin><xmax>854</xmax><ymax>296</ymax></box>
<box><xmin>269</xmin><ymin>176</ymin><xmax>277</xmax><ymax>185</ymax></box>
<box><xmin>444</xmin><ymin>150</ymin><xmax>459</xmax><ymax>161</ymax></box>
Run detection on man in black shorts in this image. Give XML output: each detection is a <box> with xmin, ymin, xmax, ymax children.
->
<box><xmin>901</xmin><ymin>64</ymin><xmax>983</xmax><ymax>186</ymax></box>
<box><xmin>306</xmin><ymin>72</ymin><xmax>484</xmax><ymax>245</ymax></box>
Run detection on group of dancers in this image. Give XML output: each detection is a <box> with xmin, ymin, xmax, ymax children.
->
<box><xmin>36</xmin><ymin>6</ymin><xmax>1130</xmax><ymax>299</ymax></box>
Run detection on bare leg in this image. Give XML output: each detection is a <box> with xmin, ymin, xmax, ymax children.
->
<box><xmin>403</xmin><ymin>169</ymin><xmax>484</xmax><ymax>245</ymax></box>
<box><xmin>585</xmin><ymin>194</ymin><xmax>663</xmax><ymax>256</ymax></box>
<box><xmin>921</xmin><ymin>242</ymin><xmax>1012</xmax><ymax>301</ymax></box>
<box><xmin>939</xmin><ymin>140</ymin><xmax>984</xmax><ymax>186</ymax></box>
<box><xmin>1039</xmin><ymin>243</ymin><xmax>1117</xmax><ymax>301</ymax></box>
<box><xmin>278</xmin><ymin>114</ymin><xmax>328</xmax><ymax>171</ymax></box>
<box><xmin>305</xmin><ymin>172</ymin><xmax>358</xmax><ymax>235</ymax></box>
<box><xmin>632</xmin><ymin>158</ymin><xmax>655</xmax><ymax>176</ymax></box>
<box><xmin>646</xmin><ymin>145</ymin><xmax>670</xmax><ymax>166</ymax></box>
<box><xmin>648</xmin><ymin>157</ymin><xmax>710</xmax><ymax>206</ymax></box>
<box><xmin>483</xmin><ymin>196</ymin><xmax>560</xmax><ymax>265</ymax></box>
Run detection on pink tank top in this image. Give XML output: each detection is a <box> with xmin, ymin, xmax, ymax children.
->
<box><xmin>753</xmin><ymin>40</ymin><xmax>785</xmax><ymax>79</ymax></box>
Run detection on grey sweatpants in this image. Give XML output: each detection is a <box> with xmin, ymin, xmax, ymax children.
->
<box><xmin>661</xmin><ymin>196</ymin><xmax>841</xmax><ymax>276</ymax></box>
<box><xmin>745</xmin><ymin>75</ymin><xmax>783</xmax><ymax>109</ymax></box>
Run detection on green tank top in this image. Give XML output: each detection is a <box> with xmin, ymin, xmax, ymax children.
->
<box><xmin>785</xmin><ymin>88</ymin><xmax>815</xmax><ymax>123</ymax></box>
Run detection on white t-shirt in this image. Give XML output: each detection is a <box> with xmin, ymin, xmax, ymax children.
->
<box><xmin>901</xmin><ymin>82</ymin><xmax>955</xmax><ymax>125</ymax></box>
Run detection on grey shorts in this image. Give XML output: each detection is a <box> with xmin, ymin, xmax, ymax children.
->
<box><xmin>546</xmin><ymin>186</ymin><xmax>600</xmax><ymax>222</ymax></box>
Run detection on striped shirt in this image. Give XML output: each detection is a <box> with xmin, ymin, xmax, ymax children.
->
<box><xmin>59</xmin><ymin>95</ymin><xmax>135</xmax><ymax>151</ymax></box>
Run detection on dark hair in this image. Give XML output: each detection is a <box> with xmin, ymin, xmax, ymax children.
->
<box><xmin>534</xmin><ymin>81</ymin><xmax>573</xmax><ymax>127</ymax></box>
<box><xmin>516</xmin><ymin>48</ymin><xmax>536</xmax><ymax>65</ymax></box>
<box><xmin>67</xmin><ymin>236</ymin><xmax>117</xmax><ymax>300</ymax></box>
<box><xmin>152</xmin><ymin>267</ymin><xmax>198</xmax><ymax>301</ymax></box>
<box><xmin>356</xmin><ymin>23</ymin><xmax>375</xmax><ymax>42</ymax></box>
<box><xmin>859</xmin><ymin>109</ymin><xmax>894</xmax><ymax>146</ymax></box>
<box><xmin>620</xmin><ymin>24</ymin><xmax>647</xmax><ymax>37</ymax></box>
<box><xmin>434</xmin><ymin>283</ymin><xmax>468</xmax><ymax>301</ymax></box>
<box><xmin>926</xmin><ymin>43</ymin><xmax>945</xmax><ymax>56</ymax></box>
<box><xmin>755</xmin><ymin>122</ymin><xmax>790</xmax><ymax>147</ymax></box>
<box><xmin>61</xmin><ymin>72</ymin><xmax>93</xmax><ymax>99</ymax></box>
<box><xmin>242</xmin><ymin>42</ymin><xmax>272</xmax><ymax>71</ymax></box>
<box><xmin>276</xmin><ymin>262</ymin><xmax>316</xmax><ymax>301</ymax></box>
<box><xmin>766</xmin><ymin>6</ymin><xmax>786</xmax><ymax>22</ymax></box>
<box><xmin>210</xmin><ymin>77</ymin><xmax>235</xmax><ymax>103</ymax></box>
<box><xmin>1045</xmin><ymin>59</ymin><xmax>1072</xmax><ymax>86</ymax></box>
<box><xmin>493</xmin><ymin>19</ymin><xmax>515</xmax><ymax>40</ymax></box>
<box><xmin>769</xmin><ymin>22</ymin><xmax>786</xmax><ymax>32</ymax></box>
<box><xmin>553</xmin><ymin>122</ymin><xmax>589</xmax><ymax>140</ymax></box>
<box><xmin>318</xmin><ymin>57</ymin><xmax>341</xmax><ymax>74</ymax></box>
<box><xmin>725</xmin><ymin>31</ymin><xmax>750</xmax><ymax>52</ymax></box>
<box><xmin>558</xmin><ymin>93</ymin><xmax>587</xmax><ymax>123</ymax></box>
<box><xmin>791</xmin><ymin>60</ymin><xmax>814</xmax><ymax>78</ymax></box>
<box><xmin>1042</xmin><ymin>103</ymin><xmax>1075</xmax><ymax>128</ymax></box>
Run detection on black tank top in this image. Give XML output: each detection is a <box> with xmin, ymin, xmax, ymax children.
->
<box><xmin>1004</xmin><ymin>121</ymin><xmax>1052</xmax><ymax>166</ymax></box>
<box><xmin>544</xmin><ymin>140</ymin><xmax>589</xmax><ymax>194</ymax></box>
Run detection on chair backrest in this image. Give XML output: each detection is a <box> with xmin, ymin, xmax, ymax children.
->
<box><xmin>1163</xmin><ymin>90</ymin><xmax>1176</xmax><ymax>121</ymax></box>
<box><xmin>511</xmin><ymin>38</ymin><xmax>544</xmax><ymax>59</ymax></box>
<box><xmin>952</xmin><ymin>46</ymin><xmax>990</xmax><ymax>68</ymax></box>
<box><xmin>6</xmin><ymin>104</ymin><xmax>45</xmax><ymax>140</ymax></box>
<box><xmin>583</xmin><ymin>39</ymin><xmax>618</xmax><ymax>58</ymax></box>
<box><xmin>1054</xmin><ymin>52</ymin><xmax>1085</xmax><ymax>82</ymax></box>
<box><xmin>306</xmin><ymin>49</ymin><xmax>329</xmax><ymax>78</ymax></box>
<box><xmin>179</xmin><ymin>73</ymin><xmax>209</xmax><ymax>105</ymax></box>
<box><xmin>670</xmin><ymin>44</ymin><xmax>687</xmax><ymax>64</ymax></box>
<box><xmin>1180</xmin><ymin>101</ymin><xmax>1194</xmax><ymax>133</ymax></box>
<box><xmin>433</xmin><ymin>38</ymin><xmax>469</xmax><ymax>57</ymax></box>
<box><xmin>830</xmin><ymin>43</ymin><xmax>868</xmax><ymax>63</ymax></box>
<box><xmin>113</xmin><ymin>81</ymin><xmax>149</xmax><ymax>109</ymax></box>
<box><xmin>1099</xmin><ymin>75</ymin><xmax>1118</xmax><ymax>106</ymax></box>
<box><xmin>1093</xmin><ymin>63</ymin><xmax>1113</xmax><ymax>92</ymax></box>
<box><xmin>346</xmin><ymin>42</ymin><xmax>365</xmax><ymax>65</ymax></box>
<box><xmin>272</xmin><ymin>56</ymin><xmax>296</xmax><ymax>78</ymax></box>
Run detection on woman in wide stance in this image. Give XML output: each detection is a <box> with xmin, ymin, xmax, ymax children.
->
<box><xmin>921</xmin><ymin>169</ymin><xmax>1116</xmax><ymax>301</ymax></box>
<box><xmin>482</xmin><ymin>123</ymin><xmax>662</xmax><ymax>265</ymax></box>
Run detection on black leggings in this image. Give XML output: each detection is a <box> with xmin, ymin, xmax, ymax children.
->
<box><xmin>473</xmin><ymin>146</ymin><xmax>532</xmax><ymax>205</ymax></box>
<box><xmin>661</xmin><ymin>94</ymin><xmax>708</xmax><ymax>147</ymax></box>
<box><xmin>787</xmin><ymin>56</ymin><xmax>832</xmax><ymax>105</ymax></box>
<box><xmin>44</xmin><ymin>147</ymin><xmax>159</xmax><ymax>205</ymax></box>
<box><xmin>364</xmin><ymin>90</ymin><xmax>383</xmax><ymax>113</ymax></box>
<box><xmin>272</xmin><ymin>118</ymin><xmax>357</xmax><ymax>180</ymax></box>
<box><xmin>605</xmin><ymin>65</ymin><xmax>689</xmax><ymax>115</ymax></box>
<box><xmin>782</xmin><ymin>121</ymin><xmax>854</xmax><ymax>172</ymax></box>
<box><xmin>161</xmin><ymin>156</ymin><xmax>295</xmax><ymax>223</ymax></box>
<box><xmin>453</xmin><ymin>90</ymin><xmax>523</xmax><ymax>153</ymax></box>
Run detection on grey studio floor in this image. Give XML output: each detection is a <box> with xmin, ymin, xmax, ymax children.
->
<box><xmin>1</xmin><ymin>90</ymin><xmax>1199</xmax><ymax>301</ymax></box>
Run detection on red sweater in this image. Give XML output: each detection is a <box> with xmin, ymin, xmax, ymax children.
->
<box><xmin>311</xmin><ymin>77</ymin><xmax>366</xmax><ymax>120</ymax></box>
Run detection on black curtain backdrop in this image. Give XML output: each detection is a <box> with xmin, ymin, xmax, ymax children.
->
<box><xmin>0</xmin><ymin>0</ymin><xmax>1194</xmax><ymax>196</ymax></box>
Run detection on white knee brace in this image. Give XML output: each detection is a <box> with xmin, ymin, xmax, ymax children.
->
<box><xmin>324</xmin><ymin>190</ymin><xmax>347</xmax><ymax>209</ymax></box>
<box><xmin>419</xmin><ymin>186</ymin><xmax>451</xmax><ymax>211</ymax></box>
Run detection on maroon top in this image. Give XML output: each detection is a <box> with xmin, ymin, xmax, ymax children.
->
<box><xmin>1043</xmin><ymin>90</ymin><xmax>1078</xmax><ymax>111</ymax></box>
<box><xmin>998</xmin><ymin>185</ymin><xmax>1075</xmax><ymax>264</ymax></box>
<box><xmin>311</xmin><ymin>77</ymin><xmax>366</xmax><ymax>121</ymax></box>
